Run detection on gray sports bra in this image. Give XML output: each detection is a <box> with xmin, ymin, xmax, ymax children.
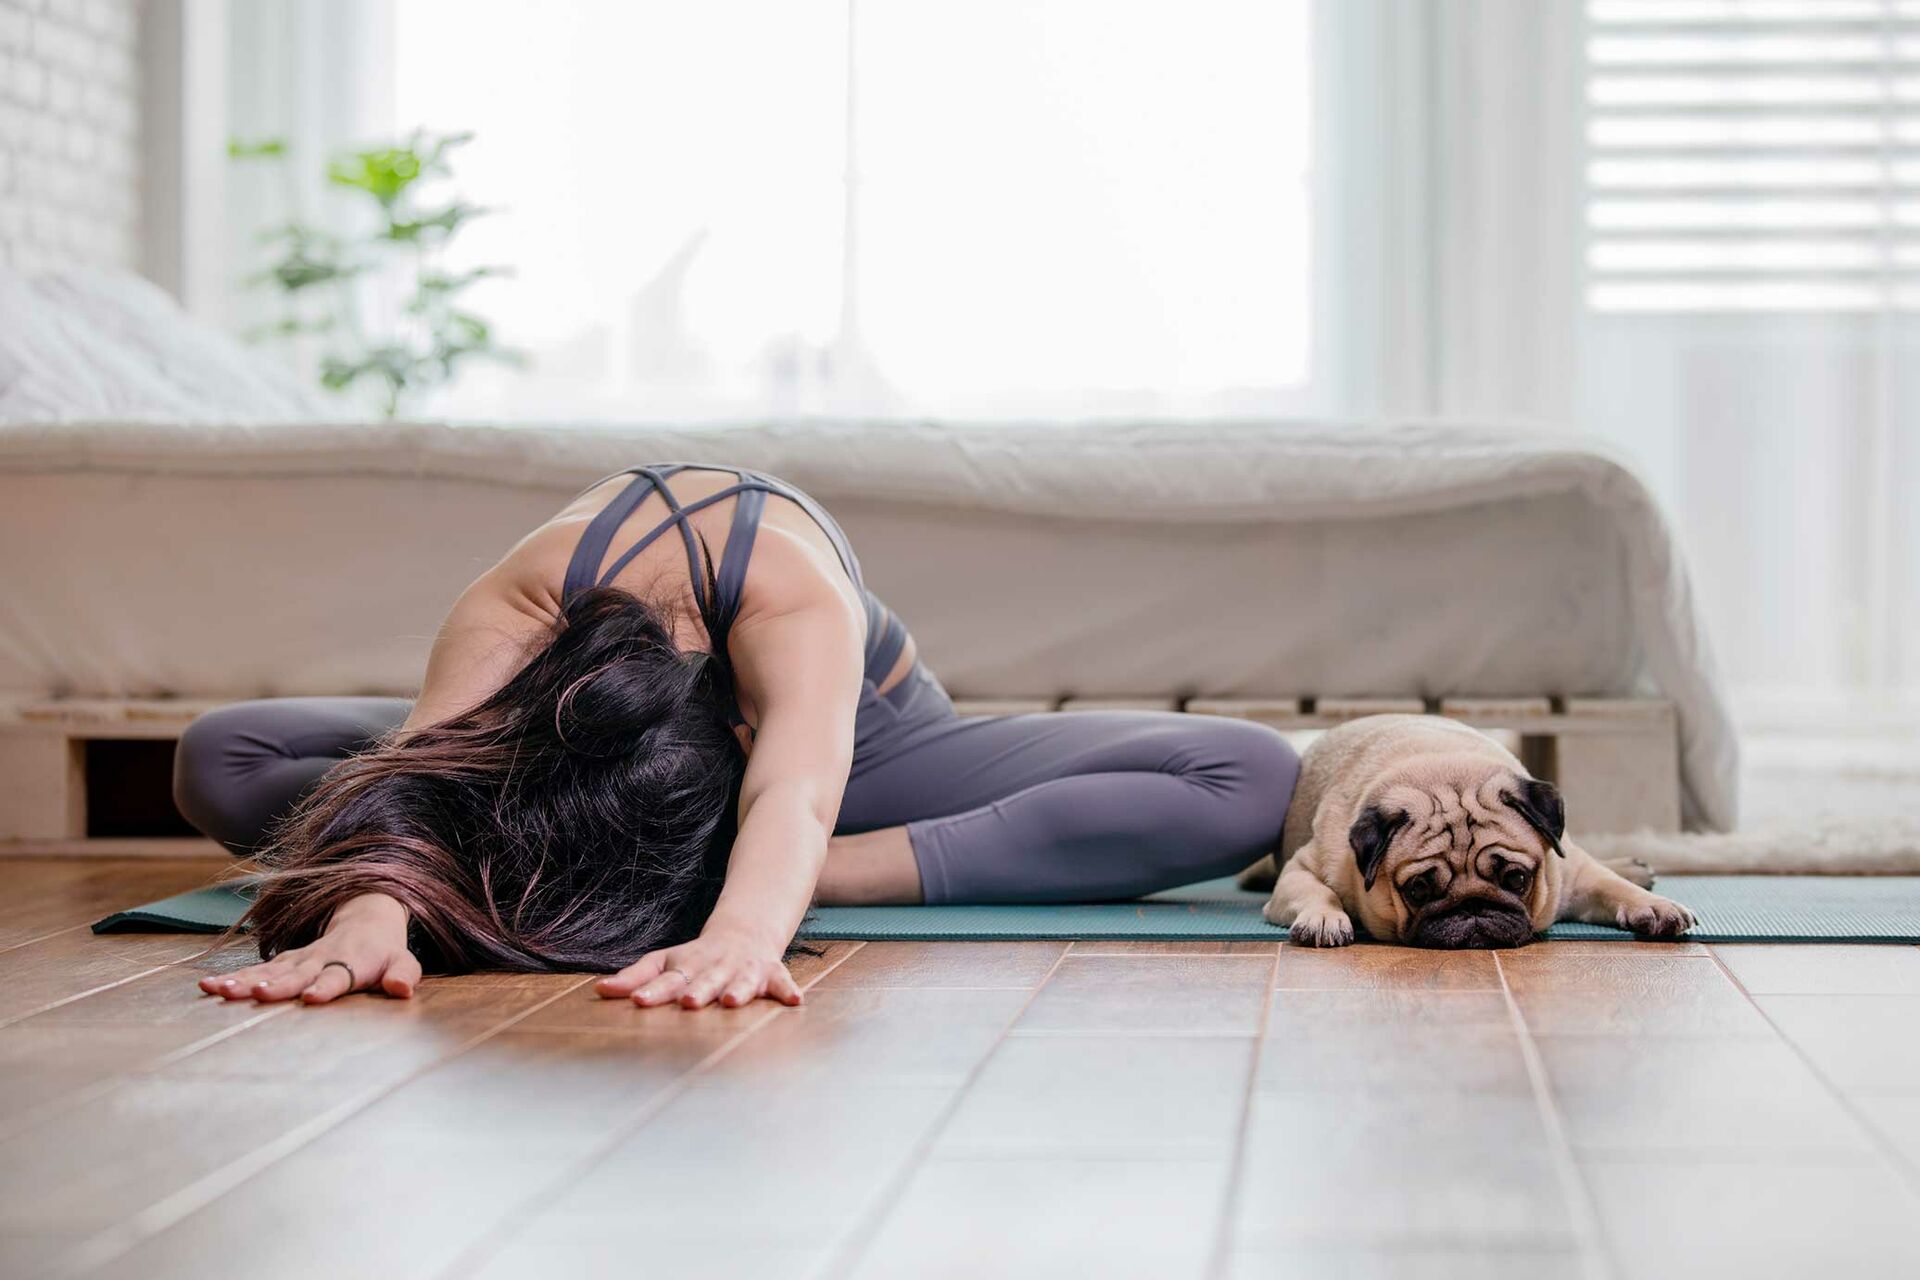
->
<box><xmin>560</xmin><ymin>465</ymin><xmax>909</xmax><ymax>719</ymax></box>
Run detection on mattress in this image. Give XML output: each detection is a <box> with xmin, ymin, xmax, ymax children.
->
<box><xmin>0</xmin><ymin>418</ymin><xmax>1739</xmax><ymax>830</ymax></box>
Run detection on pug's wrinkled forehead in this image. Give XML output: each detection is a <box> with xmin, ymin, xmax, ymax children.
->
<box><xmin>1349</xmin><ymin>768</ymin><xmax>1567</xmax><ymax>890</ymax></box>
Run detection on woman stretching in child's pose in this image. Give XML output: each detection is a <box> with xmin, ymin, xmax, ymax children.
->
<box><xmin>176</xmin><ymin>464</ymin><xmax>1299</xmax><ymax>1009</ymax></box>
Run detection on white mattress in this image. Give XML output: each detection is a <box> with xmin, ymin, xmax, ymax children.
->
<box><xmin>0</xmin><ymin>418</ymin><xmax>1739</xmax><ymax>830</ymax></box>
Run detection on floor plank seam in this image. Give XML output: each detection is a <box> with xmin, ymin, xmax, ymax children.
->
<box><xmin>0</xmin><ymin>921</ymin><xmax>87</xmax><ymax>957</ymax></box>
<box><xmin>807</xmin><ymin>944</ymin><xmax>1077</xmax><ymax>1280</ymax></box>
<box><xmin>0</xmin><ymin>862</ymin><xmax>232</xmax><ymax>955</ymax></box>
<box><xmin>802</xmin><ymin>990</ymin><xmax>1059</xmax><ymax>997</ymax></box>
<box><xmin>1201</xmin><ymin>939</ymin><xmax>1284</xmax><ymax>1280</ymax></box>
<box><xmin>1574</xmin><ymin>1146</ymin><xmax>1884</xmax><ymax>1167</ymax></box>
<box><xmin>0</xmin><ymin>1002</ymin><xmax>292</xmax><ymax>1142</ymax></box>
<box><xmin>60</xmin><ymin>975</ymin><xmax>601</xmax><ymax>1277</ymax></box>
<box><xmin>1704</xmin><ymin>944</ymin><xmax>1920</xmax><ymax>1202</ymax></box>
<box><xmin>1062</xmin><ymin>946</ymin><xmax>1282</xmax><ymax>958</ymax></box>
<box><xmin>1495</xmin><ymin>951</ymin><xmax>1618</xmax><ymax>1280</ymax></box>
<box><xmin>1267</xmin><ymin>990</ymin><xmax>1505</xmax><ymax>997</ymax></box>
<box><xmin>0</xmin><ymin>961</ymin><xmax>182</xmax><ymax>1033</ymax></box>
<box><xmin>1003</xmin><ymin>1028</ymin><xmax>1258</xmax><ymax>1040</ymax></box>
<box><xmin>435</xmin><ymin>940</ymin><xmax>871</xmax><ymax>1280</ymax></box>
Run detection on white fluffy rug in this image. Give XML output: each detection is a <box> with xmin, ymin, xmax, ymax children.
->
<box><xmin>1591</xmin><ymin>725</ymin><xmax>1920</xmax><ymax>874</ymax></box>
<box><xmin>1586</xmin><ymin>816</ymin><xmax>1920</xmax><ymax>875</ymax></box>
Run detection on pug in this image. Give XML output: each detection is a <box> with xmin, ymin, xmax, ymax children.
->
<box><xmin>1239</xmin><ymin>714</ymin><xmax>1695</xmax><ymax>948</ymax></box>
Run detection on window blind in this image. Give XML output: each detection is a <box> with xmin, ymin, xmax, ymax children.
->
<box><xmin>1585</xmin><ymin>0</ymin><xmax>1919</xmax><ymax>311</ymax></box>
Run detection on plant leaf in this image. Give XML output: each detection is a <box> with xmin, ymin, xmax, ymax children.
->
<box><xmin>328</xmin><ymin>146</ymin><xmax>426</xmax><ymax>206</ymax></box>
<box><xmin>228</xmin><ymin>137</ymin><xmax>288</xmax><ymax>160</ymax></box>
<box><xmin>384</xmin><ymin>201</ymin><xmax>491</xmax><ymax>243</ymax></box>
<box><xmin>242</xmin><ymin>315</ymin><xmax>337</xmax><ymax>342</ymax></box>
<box><xmin>414</xmin><ymin>265</ymin><xmax>511</xmax><ymax>295</ymax></box>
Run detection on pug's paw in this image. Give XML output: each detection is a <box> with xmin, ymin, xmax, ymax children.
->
<box><xmin>1285</xmin><ymin>907</ymin><xmax>1355</xmax><ymax>948</ymax></box>
<box><xmin>1617</xmin><ymin>895</ymin><xmax>1697</xmax><ymax>939</ymax></box>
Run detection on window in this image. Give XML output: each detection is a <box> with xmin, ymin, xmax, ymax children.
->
<box><xmin>1584</xmin><ymin>0</ymin><xmax>1920</xmax><ymax>312</ymax></box>
<box><xmin>385</xmin><ymin>0</ymin><xmax>1315</xmax><ymax>419</ymax></box>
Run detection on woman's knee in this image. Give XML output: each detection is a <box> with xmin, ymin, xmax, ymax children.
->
<box><xmin>174</xmin><ymin>697</ymin><xmax>412</xmax><ymax>854</ymax></box>
<box><xmin>173</xmin><ymin>702</ymin><xmax>277</xmax><ymax>847</ymax></box>
<box><xmin>1181</xmin><ymin>719</ymin><xmax>1300</xmax><ymax>857</ymax></box>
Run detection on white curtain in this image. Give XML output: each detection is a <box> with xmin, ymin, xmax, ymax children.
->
<box><xmin>1573</xmin><ymin>0</ymin><xmax>1919</xmax><ymax>718</ymax></box>
<box><xmin>221</xmin><ymin>0</ymin><xmax>1323</xmax><ymax>423</ymax></box>
<box><xmin>1315</xmin><ymin>0</ymin><xmax>1588</xmax><ymax>423</ymax></box>
<box><xmin>221</xmin><ymin>0</ymin><xmax>393</xmax><ymax>367</ymax></box>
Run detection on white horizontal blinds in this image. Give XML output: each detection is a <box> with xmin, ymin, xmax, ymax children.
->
<box><xmin>1586</xmin><ymin>0</ymin><xmax>1920</xmax><ymax>311</ymax></box>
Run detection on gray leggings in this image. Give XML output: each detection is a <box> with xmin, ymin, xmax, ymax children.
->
<box><xmin>173</xmin><ymin>667</ymin><xmax>1299</xmax><ymax>904</ymax></box>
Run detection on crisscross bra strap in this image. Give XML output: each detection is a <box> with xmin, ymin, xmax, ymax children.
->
<box><xmin>560</xmin><ymin>467</ymin><xmax>667</xmax><ymax>605</ymax></box>
<box><xmin>588</xmin><ymin>466</ymin><xmax>721</xmax><ymax>617</ymax></box>
<box><xmin>559</xmin><ymin>464</ymin><xmax>870</xmax><ymax>658</ymax></box>
<box><xmin>711</xmin><ymin>481</ymin><xmax>766</xmax><ymax>642</ymax></box>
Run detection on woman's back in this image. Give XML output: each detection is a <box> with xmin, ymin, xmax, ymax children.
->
<box><xmin>492</xmin><ymin>466</ymin><xmax>914</xmax><ymax>694</ymax></box>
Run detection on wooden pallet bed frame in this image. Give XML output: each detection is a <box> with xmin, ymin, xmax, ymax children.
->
<box><xmin>0</xmin><ymin>694</ymin><xmax>1680</xmax><ymax>856</ymax></box>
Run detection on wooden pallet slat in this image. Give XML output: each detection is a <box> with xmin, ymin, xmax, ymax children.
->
<box><xmin>3</xmin><ymin>699</ymin><xmax>220</xmax><ymax>740</ymax></box>
<box><xmin>1184</xmin><ymin>698</ymin><xmax>1315</xmax><ymax>733</ymax></box>
<box><xmin>123</xmin><ymin>699</ymin><xmax>228</xmax><ymax>723</ymax></box>
<box><xmin>1315</xmin><ymin>696</ymin><xmax>1427</xmax><ymax>719</ymax></box>
<box><xmin>1562</xmin><ymin>696</ymin><xmax>1675</xmax><ymax>722</ymax></box>
<box><xmin>1438</xmin><ymin>696</ymin><xmax>1555</xmax><ymax>720</ymax></box>
<box><xmin>0</xmin><ymin>730</ymin><xmax>85</xmax><ymax>841</ymax></box>
<box><xmin>950</xmin><ymin>698</ymin><xmax>1059</xmax><ymax>717</ymax></box>
<box><xmin>16</xmin><ymin>699</ymin><xmax>136</xmax><ymax>727</ymax></box>
<box><xmin>1185</xmin><ymin>697</ymin><xmax>1307</xmax><ymax>719</ymax></box>
<box><xmin>1055</xmin><ymin>697</ymin><xmax>1182</xmax><ymax>713</ymax></box>
<box><xmin>1553</xmin><ymin>699</ymin><xmax>1680</xmax><ymax>834</ymax></box>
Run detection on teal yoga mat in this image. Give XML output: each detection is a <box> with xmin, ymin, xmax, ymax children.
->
<box><xmin>92</xmin><ymin>875</ymin><xmax>1920</xmax><ymax>944</ymax></box>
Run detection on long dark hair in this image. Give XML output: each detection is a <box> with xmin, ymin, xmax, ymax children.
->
<box><xmin>240</xmin><ymin>583</ymin><xmax>746</xmax><ymax>972</ymax></box>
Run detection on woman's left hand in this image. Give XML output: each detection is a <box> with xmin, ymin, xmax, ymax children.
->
<box><xmin>594</xmin><ymin>929</ymin><xmax>804</xmax><ymax>1009</ymax></box>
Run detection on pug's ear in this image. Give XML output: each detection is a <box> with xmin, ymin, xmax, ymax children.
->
<box><xmin>1349</xmin><ymin>805</ymin><xmax>1410</xmax><ymax>889</ymax></box>
<box><xmin>1501</xmin><ymin>777</ymin><xmax>1567</xmax><ymax>858</ymax></box>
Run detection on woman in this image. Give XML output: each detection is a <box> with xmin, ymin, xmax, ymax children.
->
<box><xmin>177</xmin><ymin>464</ymin><xmax>1299</xmax><ymax>1010</ymax></box>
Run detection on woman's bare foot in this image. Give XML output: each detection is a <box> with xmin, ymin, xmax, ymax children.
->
<box><xmin>202</xmin><ymin>892</ymin><xmax>422</xmax><ymax>1005</ymax></box>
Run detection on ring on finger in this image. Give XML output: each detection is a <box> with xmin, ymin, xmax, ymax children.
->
<box><xmin>319</xmin><ymin>959</ymin><xmax>357</xmax><ymax>988</ymax></box>
<box><xmin>663</xmin><ymin>966</ymin><xmax>691</xmax><ymax>984</ymax></box>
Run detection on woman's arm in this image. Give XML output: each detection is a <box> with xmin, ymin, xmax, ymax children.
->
<box><xmin>596</xmin><ymin>541</ymin><xmax>867</xmax><ymax>1010</ymax></box>
<box><xmin>402</xmin><ymin>566</ymin><xmax>561</xmax><ymax>736</ymax></box>
<box><xmin>707</xmin><ymin>597</ymin><xmax>864</xmax><ymax>938</ymax></box>
<box><xmin>209</xmin><ymin>565</ymin><xmax>557</xmax><ymax>1006</ymax></box>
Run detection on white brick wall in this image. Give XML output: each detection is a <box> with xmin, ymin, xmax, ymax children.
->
<box><xmin>0</xmin><ymin>0</ymin><xmax>140</xmax><ymax>270</ymax></box>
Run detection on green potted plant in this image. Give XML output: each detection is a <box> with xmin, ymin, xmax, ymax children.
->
<box><xmin>231</xmin><ymin>129</ymin><xmax>522</xmax><ymax>417</ymax></box>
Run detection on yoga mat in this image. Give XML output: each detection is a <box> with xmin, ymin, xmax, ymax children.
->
<box><xmin>93</xmin><ymin>875</ymin><xmax>1920</xmax><ymax>944</ymax></box>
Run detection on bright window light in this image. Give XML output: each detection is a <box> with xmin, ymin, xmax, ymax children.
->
<box><xmin>390</xmin><ymin>0</ymin><xmax>1313</xmax><ymax>420</ymax></box>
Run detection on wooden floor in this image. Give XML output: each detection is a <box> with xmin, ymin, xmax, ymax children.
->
<box><xmin>4</xmin><ymin>859</ymin><xmax>1920</xmax><ymax>1279</ymax></box>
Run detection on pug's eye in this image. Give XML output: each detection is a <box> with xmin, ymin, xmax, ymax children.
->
<box><xmin>1402</xmin><ymin>872</ymin><xmax>1441</xmax><ymax>906</ymax></box>
<box><xmin>1500</xmin><ymin>866</ymin><xmax>1533</xmax><ymax>895</ymax></box>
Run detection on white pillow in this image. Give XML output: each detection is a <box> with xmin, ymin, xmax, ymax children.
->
<box><xmin>0</xmin><ymin>266</ymin><xmax>340</xmax><ymax>423</ymax></box>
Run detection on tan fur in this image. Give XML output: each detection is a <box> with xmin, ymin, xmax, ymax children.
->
<box><xmin>1240</xmin><ymin>715</ymin><xmax>1695</xmax><ymax>947</ymax></box>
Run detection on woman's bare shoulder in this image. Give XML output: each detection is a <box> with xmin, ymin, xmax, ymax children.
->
<box><xmin>474</xmin><ymin>517</ymin><xmax>589</xmax><ymax>619</ymax></box>
<box><xmin>733</xmin><ymin>520</ymin><xmax>866</xmax><ymax>628</ymax></box>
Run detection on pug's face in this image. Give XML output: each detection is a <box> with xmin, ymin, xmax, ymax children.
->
<box><xmin>1348</xmin><ymin>770</ymin><xmax>1567</xmax><ymax>949</ymax></box>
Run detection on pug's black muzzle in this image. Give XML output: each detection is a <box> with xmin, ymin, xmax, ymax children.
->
<box><xmin>1408</xmin><ymin>899</ymin><xmax>1535</xmax><ymax>950</ymax></box>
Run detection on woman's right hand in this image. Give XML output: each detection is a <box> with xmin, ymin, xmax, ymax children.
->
<box><xmin>201</xmin><ymin>892</ymin><xmax>422</xmax><ymax>1004</ymax></box>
